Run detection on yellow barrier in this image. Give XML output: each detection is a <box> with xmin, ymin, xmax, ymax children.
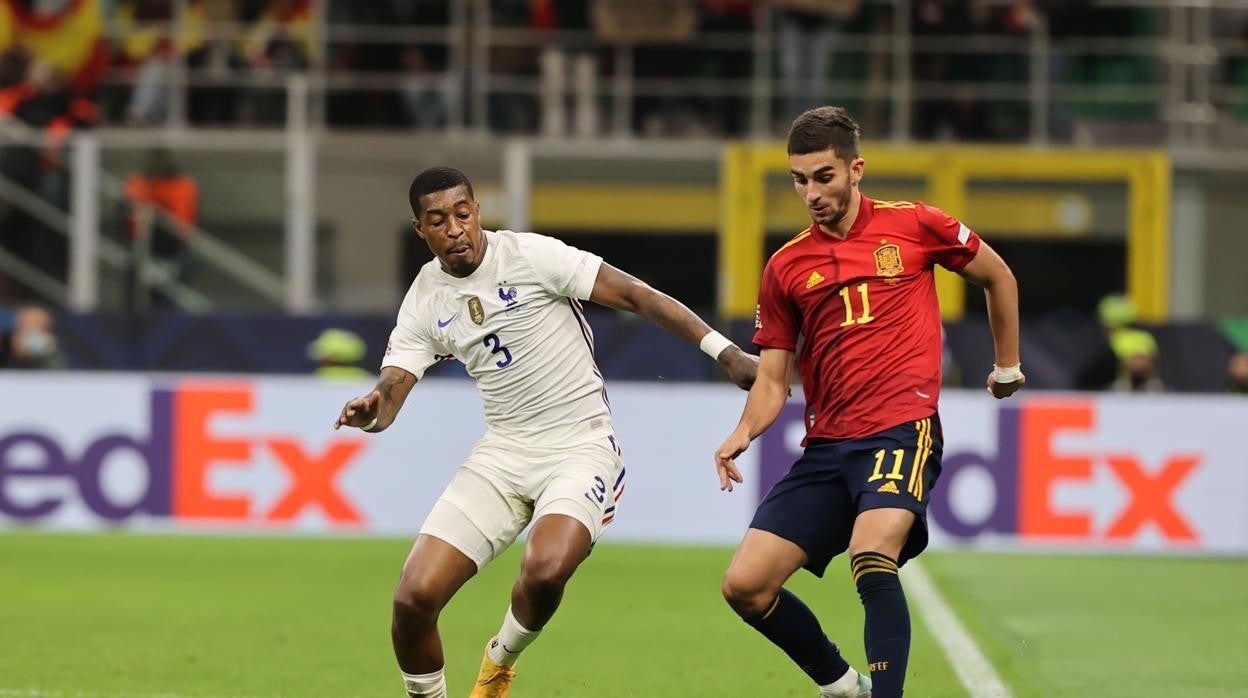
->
<box><xmin>485</xmin><ymin>182</ymin><xmax>1103</xmax><ymax>237</ymax></box>
<box><xmin>718</xmin><ymin>143</ymin><xmax>1171</xmax><ymax>322</ymax></box>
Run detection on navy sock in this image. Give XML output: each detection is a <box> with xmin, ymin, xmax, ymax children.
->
<box><xmin>852</xmin><ymin>552</ymin><xmax>910</xmax><ymax>698</ymax></box>
<box><xmin>745</xmin><ymin>587</ymin><xmax>850</xmax><ymax>686</ymax></box>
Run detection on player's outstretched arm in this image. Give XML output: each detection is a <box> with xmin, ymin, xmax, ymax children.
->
<box><xmin>332</xmin><ymin>366</ymin><xmax>417</xmax><ymax>433</ymax></box>
<box><xmin>957</xmin><ymin>241</ymin><xmax>1024</xmax><ymax>399</ymax></box>
<box><xmin>588</xmin><ymin>262</ymin><xmax>758</xmax><ymax>389</ymax></box>
<box><xmin>714</xmin><ymin>348</ymin><xmax>793</xmax><ymax>492</ymax></box>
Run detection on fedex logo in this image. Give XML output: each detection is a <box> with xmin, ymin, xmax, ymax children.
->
<box><xmin>758</xmin><ymin>399</ymin><xmax>1201</xmax><ymax>545</ymax></box>
<box><xmin>0</xmin><ymin>384</ymin><xmax>367</xmax><ymax>525</ymax></box>
<box><xmin>930</xmin><ymin>401</ymin><xmax>1199</xmax><ymax>543</ymax></box>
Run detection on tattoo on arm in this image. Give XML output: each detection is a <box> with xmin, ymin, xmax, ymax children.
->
<box><xmin>635</xmin><ymin>288</ymin><xmax>714</xmax><ymax>347</ymax></box>
<box><xmin>375</xmin><ymin>367</ymin><xmax>417</xmax><ymax>428</ymax></box>
<box><xmin>591</xmin><ymin>264</ymin><xmax>713</xmax><ymax>347</ymax></box>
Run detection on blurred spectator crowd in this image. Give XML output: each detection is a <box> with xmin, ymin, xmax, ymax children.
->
<box><xmin>1</xmin><ymin>0</ymin><xmax>1246</xmax><ymax>137</ymax></box>
<box><xmin>0</xmin><ymin>304</ymin><xmax>65</xmax><ymax>369</ymax></box>
<box><xmin>0</xmin><ymin>0</ymin><xmax>320</xmax><ymax>129</ymax></box>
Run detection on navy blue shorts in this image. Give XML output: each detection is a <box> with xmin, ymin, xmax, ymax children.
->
<box><xmin>750</xmin><ymin>414</ymin><xmax>944</xmax><ymax>577</ymax></box>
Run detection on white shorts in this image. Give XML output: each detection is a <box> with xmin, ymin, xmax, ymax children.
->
<box><xmin>419</xmin><ymin>432</ymin><xmax>626</xmax><ymax>569</ymax></box>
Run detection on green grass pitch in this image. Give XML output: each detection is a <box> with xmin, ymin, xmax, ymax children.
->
<box><xmin>0</xmin><ymin>533</ymin><xmax>1244</xmax><ymax>697</ymax></box>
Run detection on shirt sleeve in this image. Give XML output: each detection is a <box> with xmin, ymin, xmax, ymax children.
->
<box><xmin>752</xmin><ymin>261</ymin><xmax>800</xmax><ymax>352</ymax></box>
<box><xmin>916</xmin><ymin>202</ymin><xmax>981</xmax><ymax>271</ymax></box>
<box><xmin>380</xmin><ymin>291</ymin><xmax>443</xmax><ymax>380</ymax></box>
<box><xmin>516</xmin><ymin>232</ymin><xmax>604</xmax><ymax>300</ymax></box>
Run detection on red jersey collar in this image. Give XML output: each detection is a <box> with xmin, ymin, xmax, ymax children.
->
<box><xmin>813</xmin><ymin>193</ymin><xmax>874</xmax><ymax>242</ymax></box>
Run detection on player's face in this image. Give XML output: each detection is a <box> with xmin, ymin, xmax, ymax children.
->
<box><xmin>413</xmin><ymin>185</ymin><xmax>485</xmax><ymax>277</ymax></box>
<box><xmin>789</xmin><ymin>149</ymin><xmax>864</xmax><ymax>228</ymax></box>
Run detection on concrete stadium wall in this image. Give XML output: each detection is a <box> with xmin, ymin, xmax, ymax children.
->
<box><xmin>95</xmin><ymin>137</ymin><xmax>1248</xmax><ymax>317</ymax></box>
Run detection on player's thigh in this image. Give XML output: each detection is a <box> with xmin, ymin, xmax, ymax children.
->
<box><xmin>420</xmin><ymin>463</ymin><xmax>531</xmax><ymax>571</ymax></box>
<box><xmin>847</xmin><ymin>414</ymin><xmax>944</xmax><ymax>563</ymax></box>
<box><xmin>748</xmin><ymin>443</ymin><xmax>857</xmax><ymax>578</ymax></box>
<box><xmin>529</xmin><ymin>437</ymin><xmax>625</xmax><ymax>547</ymax></box>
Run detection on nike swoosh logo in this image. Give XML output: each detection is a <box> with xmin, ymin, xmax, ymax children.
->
<box><xmin>437</xmin><ymin>314</ymin><xmax>459</xmax><ymax>328</ymax></box>
<box><xmin>916</xmin><ymin>390</ymin><xmax>931</xmax><ymax>399</ymax></box>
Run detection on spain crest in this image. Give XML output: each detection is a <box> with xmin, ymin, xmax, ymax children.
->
<box><xmin>468</xmin><ymin>296</ymin><xmax>485</xmax><ymax>325</ymax></box>
<box><xmin>873</xmin><ymin>244</ymin><xmax>904</xmax><ymax>278</ymax></box>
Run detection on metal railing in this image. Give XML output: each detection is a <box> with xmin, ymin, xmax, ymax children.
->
<box><xmin>76</xmin><ymin>0</ymin><xmax>1248</xmax><ymax>148</ymax></box>
<box><xmin>0</xmin><ymin>129</ymin><xmax>290</xmax><ymax>313</ymax></box>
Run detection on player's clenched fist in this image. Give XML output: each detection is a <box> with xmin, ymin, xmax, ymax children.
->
<box><xmin>334</xmin><ymin>389</ymin><xmax>381</xmax><ymax>430</ymax></box>
<box><xmin>986</xmin><ymin>365</ymin><xmax>1026</xmax><ymax>400</ymax></box>
<box><xmin>714</xmin><ymin>426</ymin><xmax>750</xmax><ymax>492</ymax></box>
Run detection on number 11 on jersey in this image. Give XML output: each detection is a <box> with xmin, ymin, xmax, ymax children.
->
<box><xmin>839</xmin><ymin>283</ymin><xmax>875</xmax><ymax>327</ymax></box>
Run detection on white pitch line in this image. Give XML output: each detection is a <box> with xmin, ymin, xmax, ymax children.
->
<box><xmin>0</xmin><ymin>690</ymin><xmax>263</xmax><ymax>698</ymax></box>
<box><xmin>903</xmin><ymin>559</ymin><xmax>1013</xmax><ymax>698</ymax></box>
<box><xmin>0</xmin><ymin>692</ymin><xmax>195</xmax><ymax>698</ymax></box>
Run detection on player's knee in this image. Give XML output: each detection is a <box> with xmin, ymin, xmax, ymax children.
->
<box><xmin>519</xmin><ymin>552</ymin><xmax>578</xmax><ymax>595</ymax></box>
<box><xmin>850</xmin><ymin>510</ymin><xmax>915</xmax><ymax>560</ymax></box>
<box><xmin>849</xmin><ymin>526</ymin><xmax>908</xmax><ymax>560</ymax></box>
<box><xmin>721</xmin><ymin>568</ymin><xmax>771</xmax><ymax>618</ymax></box>
<box><xmin>392</xmin><ymin>580</ymin><xmax>442</xmax><ymax>629</ymax></box>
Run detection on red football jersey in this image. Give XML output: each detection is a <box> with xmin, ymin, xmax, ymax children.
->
<box><xmin>753</xmin><ymin>195</ymin><xmax>981</xmax><ymax>441</ymax></box>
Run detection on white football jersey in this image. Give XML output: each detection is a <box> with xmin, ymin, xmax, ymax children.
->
<box><xmin>383</xmin><ymin>230</ymin><xmax>613</xmax><ymax>446</ymax></box>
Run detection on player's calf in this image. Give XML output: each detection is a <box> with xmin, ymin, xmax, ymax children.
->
<box><xmin>392</xmin><ymin>582</ymin><xmax>446</xmax><ymax>669</ymax></box>
<box><xmin>848</xmin><ymin>508</ymin><xmax>915</xmax><ymax>698</ymax></box>
<box><xmin>481</xmin><ymin>513</ymin><xmax>593</xmax><ymax>680</ymax></box>
<box><xmin>723</xmin><ymin>570</ymin><xmax>859</xmax><ymax>693</ymax></box>
<box><xmin>483</xmin><ymin>541</ymin><xmax>578</xmax><ymax>672</ymax></box>
<box><xmin>393</xmin><ymin>585</ymin><xmax>452</xmax><ymax>697</ymax></box>
<box><xmin>850</xmin><ymin>551</ymin><xmax>909</xmax><ymax>698</ymax></box>
<box><xmin>511</xmin><ymin>514</ymin><xmax>592</xmax><ymax>628</ymax></box>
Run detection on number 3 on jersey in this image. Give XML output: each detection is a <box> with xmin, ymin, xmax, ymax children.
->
<box><xmin>483</xmin><ymin>333</ymin><xmax>513</xmax><ymax>368</ymax></box>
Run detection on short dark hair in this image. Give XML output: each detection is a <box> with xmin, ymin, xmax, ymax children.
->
<box><xmin>409</xmin><ymin>167</ymin><xmax>474</xmax><ymax>215</ymax></box>
<box><xmin>787</xmin><ymin>106</ymin><xmax>861</xmax><ymax>159</ymax></box>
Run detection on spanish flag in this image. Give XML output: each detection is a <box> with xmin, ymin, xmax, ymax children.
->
<box><xmin>4</xmin><ymin>0</ymin><xmax>108</xmax><ymax>91</ymax></box>
<box><xmin>242</xmin><ymin>0</ymin><xmax>319</xmax><ymax>65</ymax></box>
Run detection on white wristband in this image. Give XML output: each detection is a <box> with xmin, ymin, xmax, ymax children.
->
<box><xmin>991</xmin><ymin>364</ymin><xmax>1023</xmax><ymax>383</ymax></box>
<box><xmin>699</xmin><ymin>331</ymin><xmax>735</xmax><ymax>361</ymax></box>
<box><xmin>360</xmin><ymin>416</ymin><xmax>379</xmax><ymax>432</ymax></box>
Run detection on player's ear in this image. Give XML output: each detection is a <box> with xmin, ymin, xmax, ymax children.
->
<box><xmin>411</xmin><ymin>217</ymin><xmax>425</xmax><ymax>239</ymax></box>
<box><xmin>849</xmin><ymin>157</ymin><xmax>865</xmax><ymax>187</ymax></box>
